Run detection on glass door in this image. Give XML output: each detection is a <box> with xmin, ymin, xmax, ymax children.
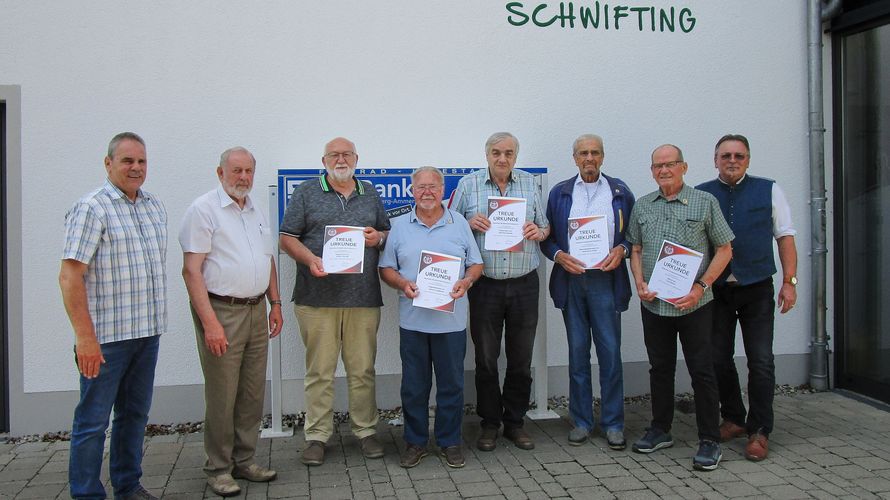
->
<box><xmin>836</xmin><ymin>22</ymin><xmax>890</xmax><ymax>401</ymax></box>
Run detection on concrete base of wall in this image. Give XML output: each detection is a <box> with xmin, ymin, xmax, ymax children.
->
<box><xmin>10</xmin><ymin>353</ymin><xmax>812</xmax><ymax>436</ymax></box>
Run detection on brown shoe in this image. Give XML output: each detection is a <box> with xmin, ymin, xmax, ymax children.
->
<box><xmin>400</xmin><ymin>444</ymin><xmax>428</xmax><ymax>468</ymax></box>
<box><xmin>441</xmin><ymin>445</ymin><xmax>465</xmax><ymax>468</ymax></box>
<box><xmin>503</xmin><ymin>427</ymin><xmax>535</xmax><ymax>450</ymax></box>
<box><xmin>232</xmin><ymin>463</ymin><xmax>277</xmax><ymax>482</ymax></box>
<box><xmin>719</xmin><ymin>420</ymin><xmax>746</xmax><ymax>442</ymax></box>
<box><xmin>476</xmin><ymin>427</ymin><xmax>498</xmax><ymax>451</ymax></box>
<box><xmin>301</xmin><ymin>440</ymin><xmax>325</xmax><ymax>466</ymax></box>
<box><xmin>360</xmin><ymin>434</ymin><xmax>385</xmax><ymax>459</ymax></box>
<box><xmin>745</xmin><ymin>432</ymin><xmax>769</xmax><ymax>461</ymax></box>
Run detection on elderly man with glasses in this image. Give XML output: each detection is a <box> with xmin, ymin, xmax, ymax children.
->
<box><xmin>279</xmin><ymin>137</ymin><xmax>391</xmax><ymax>466</ymax></box>
<box><xmin>379</xmin><ymin>167</ymin><xmax>483</xmax><ymax>469</ymax></box>
<box><xmin>626</xmin><ymin>144</ymin><xmax>734</xmax><ymax>471</ymax></box>
<box><xmin>697</xmin><ymin>134</ymin><xmax>798</xmax><ymax>462</ymax></box>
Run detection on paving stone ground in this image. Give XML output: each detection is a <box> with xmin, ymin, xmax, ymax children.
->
<box><xmin>2</xmin><ymin>391</ymin><xmax>890</xmax><ymax>499</ymax></box>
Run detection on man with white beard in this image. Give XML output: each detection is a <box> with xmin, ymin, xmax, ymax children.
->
<box><xmin>279</xmin><ymin>137</ymin><xmax>391</xmax><ymax>465</ymax></box>
<box><xmin>180</xmin><ymin>147</ymin><xmax>283</xmax><ymax>496</ymax></box>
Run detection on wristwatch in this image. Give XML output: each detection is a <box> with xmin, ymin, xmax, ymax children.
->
<box><xmin>785</xmin><ymin>276</ymin><xmax>798</xmax><ymax>286</ymax></box>
<box><xmin>695</xmin><ymin>279</ymin><xmax>709</xmax><ymax>290</ymax></box>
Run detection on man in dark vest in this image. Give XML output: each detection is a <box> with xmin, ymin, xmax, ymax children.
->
<box><xmin>697</xmin><ymin>134</ymin><xmax>798</xmax><ymax>462</ymax></box>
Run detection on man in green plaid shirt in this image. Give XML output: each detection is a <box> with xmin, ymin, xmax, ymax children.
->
<box><xmin>626</xmin><ymin>144</ymin><xmax>733</xmax><ymax>471</ymax></box>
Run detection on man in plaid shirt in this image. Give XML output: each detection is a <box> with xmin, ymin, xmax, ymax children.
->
<box><xmin>627</xmin><ymin>144</ymin><xmax>733</xmax><ymax>471</ymax></box>
<box><xmin>60</xmin><ymin>132</ymin><xmax>167</xmax><ymax>500</ymax></box>
<box><xmin>451</xmin><ymin>132</ymin><xmax>550</xmax><ymax>452</ymax></box>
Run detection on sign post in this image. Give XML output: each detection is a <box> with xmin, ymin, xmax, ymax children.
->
<box><xmin>261</xmin><ymin>185</ymin><xmax>293</xmax><ymax>438</ymax></box>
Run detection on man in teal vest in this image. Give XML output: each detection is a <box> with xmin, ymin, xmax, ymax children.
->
<box><xmin>697</xmin><ymin>134</ymin><xmax>798</xmax><ymax>462</ymax></box>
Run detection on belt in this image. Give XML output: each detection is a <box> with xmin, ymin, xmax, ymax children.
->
<box><xmin>208</xmin><ymin>292</ymin><xmax>264</xmax><ymax>306</ymax></box>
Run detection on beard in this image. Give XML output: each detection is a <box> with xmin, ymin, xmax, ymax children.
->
<box><xmin>328</xmin><ymin>165</ymin><xmax>355</xmax><ymax>182</ymax></box>
<box><xmin>223</xmin><ymin>182</ymin><xmax>252</xmax><ymax>200</ymax></box>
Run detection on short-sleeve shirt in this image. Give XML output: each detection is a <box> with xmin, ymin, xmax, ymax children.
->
<box><xmin>450</xmin><ymin>167</ymin><xmax>549</xmax><ymax>279</ymax></box>
<box><xmin>179</xmin><ymin>185</ymin><xmax>273</xmax><ymax>298</ymax></box>
<box><xmin>379</xmin><ymin>207</ymin><xmax>483</xmax><ymax>333</ymax></box>
<box><xmin>626</xmin><ymin>184</ymin><xmax>734</xmax><ymax>317</ymax></box>
<box><xmin>62</xmin><ymin>179</ymin><xmax>168</xmax><ymax>344</ymax></box>
<box><xmin>279</xmin><ymin>174</ymin><xmax>391</xmax><ymax>307</ymax></box>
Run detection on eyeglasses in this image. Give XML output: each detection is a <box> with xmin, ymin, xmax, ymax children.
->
<box><xmin>651</xmin><ymin>161</ymin><xmax>684</xmax><ymax>170</ymax></box>
<box><xmin>414</xmin><ymin>184</ymin><xmax>442</xmax><ymax>193</ymax></box>
<box><xmin>575</xmin><ymin>150</ymin><xmax>603</xmax><ymax>158</ymax></box>
<box><xmin>718</xmin><ymin>152</ymin><xmax>748</xmax><ymax>161</ymax></box>
<box><xmin>324</xmin><ymin>151</ymin><xmax>356</xmax><ymax>161</ymax></box>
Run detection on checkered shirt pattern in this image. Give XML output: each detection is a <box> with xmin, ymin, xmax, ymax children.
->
<box><xmin>63</xmin><ymin>179</ymin><xmax>168</xmax><ymax>343</ymax></box>
<box><xmin>626</xmin><ymin>184</ymin><xmax>734</xmax><ymax>317</ymax></box>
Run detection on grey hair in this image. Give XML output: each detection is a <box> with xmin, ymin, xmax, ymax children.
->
<box><xmin>484</xmin><ymin>132</ymin><xmax>519</xmax><ymax>156</ymax></box>
<box><xmin>573</xmin><ymin>134</ymin><xmax>604</xmax><ymax>155</ymax></box>
<box><xmin>411</xmin><ymin>166</ymin><xmax>444</xmax><ymax>185</ymax></box>
<box><xmin>107</xmin><ymin>132</ymin><xmax>145</xmax><ymax>159</ymax></box>
<box><xmin>219</xmin><ymin>146</ymin><xmax>256</xmax><ymax>168</ymax></box>
<box><xmin>652</xmin><ymin>144</ymin><xmax>684</xmax><ymax>162</ymax></box>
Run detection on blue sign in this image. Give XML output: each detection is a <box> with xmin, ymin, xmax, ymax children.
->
<box><xmin>277</xmin><ymin>167</ymin><xmax>547</xmax><ymax>220</ymax></box>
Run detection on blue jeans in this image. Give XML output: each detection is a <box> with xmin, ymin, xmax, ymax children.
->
<box><xmin>400</xmin><ymin>328</ymin><xmax>466</xmax><ymax>448</ymax></box>
<box><xmin>69</xmin><ymin>335</ymin><xmax>160</xmax><ymax>500</ymax></box>
<box><xmin>562</xmin><ymin>271</ymin><xmax>624</xmax><ymax>432</ymax></box>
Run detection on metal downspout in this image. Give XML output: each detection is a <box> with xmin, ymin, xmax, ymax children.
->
<box><xmin>807</xmin><ymin>0</ymin><xmax>840</xmax><ymax>391</ymax></box>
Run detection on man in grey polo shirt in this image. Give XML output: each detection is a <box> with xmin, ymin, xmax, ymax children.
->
<box><xmin>279</xmin><ymin>137</ymin><xmax>391</xmax><ymax>465</ymax></box>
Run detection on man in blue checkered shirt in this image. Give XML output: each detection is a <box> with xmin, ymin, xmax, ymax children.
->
<box><xmin>60</xmin><ymin>132</ymin><xmax>167</xmax><ymax>500</ymax></box>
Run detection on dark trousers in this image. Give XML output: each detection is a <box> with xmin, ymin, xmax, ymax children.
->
<box><xmin>641</xmin><ymin>303</ymin><xmax>720</xmax><ymax>442</ymax></box>
<box><xmin>400</xmin><ymin>328</ymin><xmax>466</xmax><ymax>448</ymax></box>
<box><xmin>469</xmin><ymin>271</ymin><xmax>539</xmax><ymax>430</ymax></box>
<box><xmin>712</xmin><ymin>279</ymin><xmax>776</xmax><ymax>436</ymax></box>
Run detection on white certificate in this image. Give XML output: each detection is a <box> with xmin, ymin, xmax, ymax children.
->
<box><xmin>648</xmin><ymin>240</ymin><xmax>704</xmax><ymax>305</ymax></box>
<box><xmin>412</xmin><ymin>250</ymin><xmax>462</xmax><ymax>313</ymax></box>
<box><xmin>568</xmin><ymin>215</ymin><xmax>609</xmax><ymax>269</ymax></box>
<box><xmin>484</xmin><ymin>196</ymin><xmax>526</xmax><ymax>252</ymax></box>
<box><xmin>321</xmin><ymin>225</ymin><xmax>365</xmax><ymax>274</ymax></box>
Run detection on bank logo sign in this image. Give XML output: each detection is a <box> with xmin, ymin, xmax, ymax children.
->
<box><xmin>277</xmin><ymin>167</ymin><xmax>546</xmax><ymax>221</ymax></box>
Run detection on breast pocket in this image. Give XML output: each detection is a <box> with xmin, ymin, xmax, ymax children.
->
<box><xmin>260</xmin><ymin>226</ymin><xmax>274</xmax><ymax>255</ymax></box>
<box><xmin>679</xmin><ymin>219</ymin><xmax>705</xmax><ymax>246</ymax></box>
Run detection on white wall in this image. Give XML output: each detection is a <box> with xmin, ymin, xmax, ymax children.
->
<box><xmin>0</xmin><ymin>1</ymin><xmax>819</xmax><ymax>429</ymax></box>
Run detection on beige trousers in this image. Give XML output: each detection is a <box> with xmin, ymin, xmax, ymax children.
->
<box><xmin>192</xmin><ymin>300</ymin><xmax>268</xmax><ymax>476</ymax></box>
<box><xmin>295</xmin><ymin>305</ymin><xmax>380</xmax><ymax>442</ymax></box>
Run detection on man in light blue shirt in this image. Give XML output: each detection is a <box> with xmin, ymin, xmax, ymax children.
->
<box><xmin>380</xmin><ymin>167</ymin><xmax>483</xmax><ymax>469</ymax></box>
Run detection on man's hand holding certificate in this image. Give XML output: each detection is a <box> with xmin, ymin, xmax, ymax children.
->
<box><xmin>321</xmin><ymin>225</ymin><xmax>365</xmax><ymax>274</ymax></box>
<box><xmin>412</xmin><ymin>250</ymin><xmax>462</xmax><ymax>313</ymax></box>
<box><xmin>484</xmin><ymin>196</ymin><xmax>526</xmax><ymax>251</ymax></box>
<box><xmin>568</xmin><ymin>215</ymin><xmax>610</xmax><ymax>269</ymax></box>
<box><xmin>647</xmin><ymin>240</ymin><xmax>704</xmax><ymax>305</ymax></box>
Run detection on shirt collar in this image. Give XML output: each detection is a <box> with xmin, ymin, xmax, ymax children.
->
<box><xmin>653</xmin><ymin>183</ymin><xmax>692</xmax><ymax>203</ymax></box>
<box><xmin>319</xmin><ymin>173</ymin><xmax>365</xmax><ymax>195</ymax></box>
<box><xmin>103</xmin><ymin>178</ymin><xmax>146</xmax><ymax>202</ymax></box>
<box><xmin>215</xmin><ymin>184</ymin><xmax>254</xmax><ymax>210</ymax></box>
<box><xmin>484</xmin><ymin>167</ymin><xmax>516</xmax><ymax>185</ymax></box>
<box><xmin>573</xmin><ymin>173</ymin><xmax>607</xmax><ymax>189</ymax></box>
<box><xmin>717</xmin><ymin>173</ymin><xmax>747</xmax><ymax>186</ymax></box>
<box><xmin>409</xmin><ymin>205</ymin><xmax>452</xmax><ymax>227</ymax></box>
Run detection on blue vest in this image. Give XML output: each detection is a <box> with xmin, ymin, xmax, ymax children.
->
<box><xmin>696</xmin><ymin>176</ymin><xmax>776</xmax><ymax>285</ymax></box>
